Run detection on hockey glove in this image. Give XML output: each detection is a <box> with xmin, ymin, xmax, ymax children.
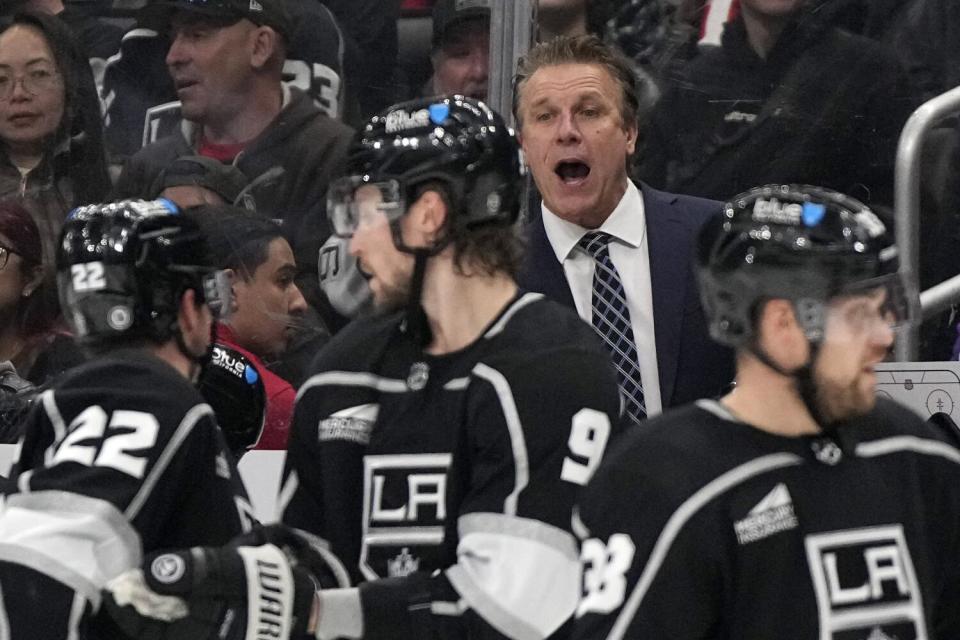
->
<box><xmin>103</xmin><ymin>543</ymin><xmax>318</xmax><ymax>640</ymax></box>
<box><xmin>227</xmin><ymin>524</ymin><xmax>352</xmax><ymax>590</ymax></box>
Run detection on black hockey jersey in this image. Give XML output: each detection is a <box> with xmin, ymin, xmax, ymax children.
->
<box><xmin>281</xmin><ymin>292</ymin><xmax>623</xmax><ymax>639</ymax></box>
<box><xmin>573</xmin><ymin>398</ymin><xmax>960</xmax><ymax>640</ymax></box>
<box><xmin>0</xmin><ymin>351</ymin><xmax>253</xmax><ymax>623</ymax></box>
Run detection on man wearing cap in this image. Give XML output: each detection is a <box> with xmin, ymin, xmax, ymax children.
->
<box><xmin>151</xmin><ymin>155</ymin><xmax>250</xmax><ymax>209</ymax></box>
<box><xmin>113</xmin><ymin>0</ymin><xmax>353</xmax><ymax>332</ymax></box>
<box><xmin>424</xmin><ymin>0</ymin><xmax>490</xmax><ymax>100</ymax></box>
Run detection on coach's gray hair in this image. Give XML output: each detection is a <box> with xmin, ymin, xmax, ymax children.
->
<box><xmin>512</xmin><ymin>34</ymin><xmax>640</xmax><ymax>130</ymax></box>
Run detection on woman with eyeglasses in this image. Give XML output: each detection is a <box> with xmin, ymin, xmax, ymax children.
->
<box><xmin>0</xmin><ymin>200</ymin><xmax>60</xmax><ymax>377</ymax></box>
<box><xmin>0</xmin><ymin>10</ymin><xmax>109</xmax><ymax>271</ymax></box>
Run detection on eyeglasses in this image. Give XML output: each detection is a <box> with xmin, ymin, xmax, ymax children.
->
<box><xmin>0</xmin><ymin>245</ymin><xmax>19</xmax><ymax>270</ymax></box>
<box><xmin>0</xmin><ymin>67</ymin><xmax>61</xmax><ymax>101</ymax></box>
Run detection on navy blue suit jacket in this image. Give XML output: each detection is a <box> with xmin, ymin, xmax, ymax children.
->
<box><xmin>518</xmin><ymin>183</ymin><xmax>734</xmax><ymax>409</ymax></box>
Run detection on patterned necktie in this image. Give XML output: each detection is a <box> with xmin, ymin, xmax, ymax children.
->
<box><xmin>578</xmin><ymin>231</ymin><xmax>647</xmax><ymax>424</ymax></box>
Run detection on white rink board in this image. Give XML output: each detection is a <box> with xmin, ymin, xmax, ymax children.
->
<box><xmin>1</xmin><ymin>363</ymin><xmax>956</xmax><ymax>523</ymax></box>
<box><xmin>237</xmin><ymin>450</ymin><xmax>286</xmax><ymax>523</ymax></box>
<box><xmin>874</xmin><ymin>361</ymin><xmax>960</xmax><ymax>419</ymax></box>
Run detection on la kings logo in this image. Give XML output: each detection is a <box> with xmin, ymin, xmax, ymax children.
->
<box><xmin>361</xmin><ymin>453</ymin><xmax>451</xmax><ymax>581</ymax></box>
<box><xmin>805</xmin><ymin>525</ymin><xmax>927</xmax><ymax>639</ymax></box>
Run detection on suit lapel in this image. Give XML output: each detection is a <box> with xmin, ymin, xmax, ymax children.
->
<box><xmin>643</xmin><ymin>185</ymin><xmax>689</xmax><ymax>408</ymax></box>
<box><xmin>520</xmin><ymin>214</ymin><xmax>576</xmax><ymax>309</ymax></box>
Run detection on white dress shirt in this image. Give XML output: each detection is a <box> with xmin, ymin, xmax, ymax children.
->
<box><xmin>540</xmin><ymin>180</ymin><xmax>663</xmax><ymax>416</ymax></box>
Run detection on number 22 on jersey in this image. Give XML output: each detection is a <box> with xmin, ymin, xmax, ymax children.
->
<box><xmin>47</xmin><ymin>406</ymin><xmax>159</xmax><ymax>479</ymax></box>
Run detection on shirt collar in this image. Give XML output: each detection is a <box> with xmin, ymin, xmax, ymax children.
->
<box><xmin>541</xmin><ymin>179</ymin><xmax>646</xmax><ymax>263</ymax></box>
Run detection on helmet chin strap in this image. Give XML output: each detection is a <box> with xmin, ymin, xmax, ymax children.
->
<box><xmin>405</xmin><ymin>249</ymin><xmax>433</xmax><ymax>348</ymax></box>
<box><xmin>174</xmin><ymin>321</ymin><xmax>218</xmax><ymax>382</ymax></box>
<box><xmin>389</xmin><ymin>218</ymin><xmax>451</xmax><ymax>350</ymax></box>
<box><xmin>749</xmin><ymin>338</ymin><xmax>832</xmax><ymax>431</ymax></box>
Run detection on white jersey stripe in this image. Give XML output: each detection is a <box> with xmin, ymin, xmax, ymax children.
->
<box><xmin>41</xmin><ymin>390</ymin><xmax>67</xmax><ymax>465</ymax></box>
<box><xmin>472</xmin><ymin>363</ymin><xmax>529</xmax><ymax>516</ymax></box>
<box><xmin>484</xmin><ymin>292</ymin><xmax>544</xmax><ymax>338</ymax></box>
<box><xmin>277</xmin><ymin>469</ymin><xmax>299</xmax><ymax>522</ymax></box>
<box><xmin>296</xmin><ymin>371</ymin><xmax>408</xmax><ymax>402</ymax></box>
<box><xmin>126</xmin><ymin>403</ymin><xmax>212</xmax><ymax>520</ymax></box>
<box><xmin>66</xmin><ymin>592</ymin><xmax>86</xmax><ymax>640</ymax></box>
<box><xmin>855</xmin><ymin>435</ymin><xmax>960</xmax><ymax>465</ymax></box>
<box><xmin>0</xmin><ymin>491</ymin><xmax>142</xmax><ymax>609</ymax></box>
<box><xmin>607</xmin><ymin>452</ymin><xmax>804</xmax><ymax>640</ymax></box>
<box><xmin>446</xmin><ymin>514</ymin><xmax>580</xmax><ymax>640</ymax></box>
<box><xmin>0</xmin><ymin>582</ymin><xmax>9</xmax><ymax>640</ymax></box>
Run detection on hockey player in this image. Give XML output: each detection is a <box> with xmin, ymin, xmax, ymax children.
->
<box><xmin>572</xmin><ymin>185</ymin><xmax>960</xmax><ymax>639</ymax></box>
<box><xmin>274</xmin><ymin>94</ymin><xmax>624</xmax><ymax>640</ymax></box>
<box><xmin>0</xmin><ymin>200</ymin><xmax>254</xmax><ymax>638</ymax></box>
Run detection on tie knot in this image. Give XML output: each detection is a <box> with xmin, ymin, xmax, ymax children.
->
<box><xmin>578</xmin><ymin>231</ymin><xmax>614</xmax><ymax>258</ymax></box>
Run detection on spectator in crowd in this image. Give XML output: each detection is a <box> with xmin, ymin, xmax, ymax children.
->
<box><xmin>2</xmin><ymin>0</ymin><xmax>122</xmax><ymax>73</ymax></box>
<box><xmin>0</xmin><ymin>10</ymin><xmax>110</xmax><ymax>268</ymax></box>
<box><xmin>423</xmin><ymin>0</ymin><xmax>489</xmax><ymax>100</ymax></box>
<box><xmin>0</xmin><ymin>201</ymin><xmax>57</xmax><ymax>380</ymax></box>
<box><xmin>112</xmin><ymin>0</ymin><xmax>354</xmax><ymax>373</ymax></box>
<box><xmin>636</xmin><ymin>0</ymin><xmax>916</xmax><ymax>207</ymax></box>
<box><xmin>114</xmin><ymin>0</ymin><xmax>352</xmax><ymax>225</ymax></box>
<box><xmin>150</xmin><ymin>154</ymin><xmax>250</xmax><ymax>210</ymax></box>
<box><xmin>889</xmin><ymin>0</ymin><xmax>960</xmax><ymax>100</ymax></box>
<box><xmin>539</xmin><ymin>0</ymin><xmax>589</xmax><ymax>40</ymax></box>
<box><xmin>197</xmin><ymin>206</ymin><xmax>307</xmax><ymax>451</ymax></box>
<box><xmin>538</xmin><ymin>0</ymin><xmax>617</xmax><ymax>40</ymax></box>
<box><xmin>103</xmin><ymin>0</ymin><xmax>348</xmax><ymax>163</ymax></box>
<box><xmin>515</xmin><ymin>35</ymin><xmax>733</xmax><ymax>424</ymax></box>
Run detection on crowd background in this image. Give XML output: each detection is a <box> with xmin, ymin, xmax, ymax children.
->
<box><xmin>0</xmin><ymin>0</ymin><xmax>958</xmax><ymax>436</ymax></box>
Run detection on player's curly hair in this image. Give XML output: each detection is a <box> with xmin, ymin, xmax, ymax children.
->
<box><xmin>415</xmin><ymin>181</ymin><xmax>525</xmax><ymax>279</ymax></box>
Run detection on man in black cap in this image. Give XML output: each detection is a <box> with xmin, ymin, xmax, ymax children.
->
<box><xmin>425</xmin><ymin>0</ymin><xmax>490</xmax><ymax>100</ymax></box>
<box><xmin>113</xmin><ymin>0</ymin><xmax>355</xmax><ymax>366</ymax></box>
<box><xmin>152</xmin><ymin>155</ymin><xmax>249</xmax><ymax>209</ymax></box>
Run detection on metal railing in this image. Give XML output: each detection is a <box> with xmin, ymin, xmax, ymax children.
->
<box><xmin>488</xmin><ymin>0</ymin><xmax>537</xmax><ymax>127</ymax></box>
<box><xmin>894</xmin><ymin>85</ymin><xmax>960</xmax><ymax>360</ymax></box>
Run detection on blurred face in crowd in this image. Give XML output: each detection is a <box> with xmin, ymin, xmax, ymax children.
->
<box><xmin>0</xmin><ymin>25</ymin><xmax>65</xmax><ymax>158</ymax></box>
<box><xmin>166</xmin><ymin>14</ymin><xmax>262</xmax><ymax>126</ymax></box>
<box><xmin>161</xmin><ymin>185</ymin><xmax>227</xmax><ymax>209</ymax></box>
<box><xmin>229</xmin><ymin>237</ymin><xmax>307</xmax><ymax>357</ymax></box>
<box><xmin>431</xmin><ymin>18</ymin><xmax>489</xmax><ymax>101</ymax></box>
<box><xmin>517</xmin><ymin>62</ymin><xmax>637</xmax><ymax>229</ymax></box>
<box><xmin>739</xmin><ymin>0</ymin><xmax>804</xmax><ymax>20</ymax></box>
<box><xmin>0</xmin><ymin>232</ymin><xmax>40</xmax><ymax>327</ymax></box>
<box><xmin>538</xmin><ymin>0</ymin><xmax>587</xmax><ymax>17</ymax></box>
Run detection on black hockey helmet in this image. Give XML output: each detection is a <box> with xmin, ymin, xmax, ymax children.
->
<box><xmin>327</xmin><ymin>95</ymin><xmax>522</xmax><ymax>246</ymax></box>
<box><xmin>198</xmin><ymin>343</ymin><xmax>267</xmax><ymax>459</ymax></box>
<box><xmin>57</xmin><ymin>199</ymin><xmax>232</xmax><ymax>346</ymax></box>
<box><xmin>697</xmin><ymin>184</ymin><xmax>911</xmax><ymax>348</ymax></box>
